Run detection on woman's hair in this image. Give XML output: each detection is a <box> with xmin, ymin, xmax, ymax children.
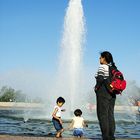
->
<box><xmin>100</xmin><ymin>51</ymin><xmax>117</xmax><ymax>69</ymax></box>
<box><xmin>74</xmin><ymin>109</ymin><xmax>82</xmax><ymax>116</ymax></box>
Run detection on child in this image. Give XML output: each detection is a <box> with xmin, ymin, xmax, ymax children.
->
<box><xmin>68</xmin><ymin>109</ymin><xmax>88</xmax><ymax>138</ymax></box>
<box><xmin>52</xmin><ymin>97</ymin><xmax>65</xmax><ymax>138</ymax></box>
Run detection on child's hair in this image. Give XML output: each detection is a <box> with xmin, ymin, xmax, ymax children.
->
<box><xmin>56</xmin><ymin>97</ymin><xmax>65</xmax><ymax>104</ymax></box>
<box><xmin>74</xmin><ymin>109</ymin><xmax>82</xmax><ymax>116</ymax></box>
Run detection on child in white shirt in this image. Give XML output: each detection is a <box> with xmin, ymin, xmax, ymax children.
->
<box><xmin>52</xmin><ymin>97</ymin><xmax>65</xmax><ymax>138</ymax></box>
<box><xmin>68</xmin><ymin>109</ymin><xmax>88</xmax><ymax>138</ymax></box>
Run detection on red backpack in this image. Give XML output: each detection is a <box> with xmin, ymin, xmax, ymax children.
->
<box><xmin>105</xmin><ymin>66</ymin><xmax>127</xmax><ymax>94</ymax></box>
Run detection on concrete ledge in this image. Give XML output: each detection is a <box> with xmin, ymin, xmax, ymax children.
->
<box><xmin>0</xmin><ymin>102</ymin><xmax>139</xmax><ymax>111</ymax></box>
<box><xmin>0</xmin><ymin>102</ymin><xmax>139</xmax><ymax>114</ymax></box>
<box><xmin>0</xmin><ymin>135</ymin><xmax>140</xmax><ymax>140</ymax></box>
<box><xmin>0</xmin><ymin>102</ymin><xmax>43</xmax><ymax>108</ymax></box>
<box><xmin>114</xmin><ymin>105</ymin><xmax>138</xmax><ymax>111</ymax></box>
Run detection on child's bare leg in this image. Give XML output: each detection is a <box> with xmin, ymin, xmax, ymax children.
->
<box><xmin>56</xmin><ymin>129</ymin><xmax>64</xmax><ymax>138</ymax></box>
<box><xmin>60</xmin><ymin>128</ymin><xmax>64</xmax><ymax>137</ymax></box>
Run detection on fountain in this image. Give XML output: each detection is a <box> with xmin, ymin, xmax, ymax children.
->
<box><xmin>45</xmin><ymin>0</ymin><xmax>89</xmax><ymax>119</ymax></box>
<box><xmin>57</xmin><ymin>0</ymin><xmax>85</xmax><ymax>111</ymax></box>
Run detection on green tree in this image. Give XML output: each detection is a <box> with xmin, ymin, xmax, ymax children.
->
<box><xmin>0</xmin><ymin>86</ymin><xmax>26</xmax><ymax>102</ymax></box>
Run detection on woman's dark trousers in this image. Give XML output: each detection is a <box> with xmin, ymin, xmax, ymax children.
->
<box><xmin>97</xmin><ymin>95</ymin><xmax>116</xmax><ymax>140</ymax></box>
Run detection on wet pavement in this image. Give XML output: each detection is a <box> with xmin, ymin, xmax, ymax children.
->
<box><xmin>0</xmin><ymin>135</ymin><xmax>140</xmax><ymax>140</ymax></box>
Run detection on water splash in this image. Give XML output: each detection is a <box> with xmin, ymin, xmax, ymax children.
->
<box><xmin>55</xmin><ymin>0</ymin><xmax>86</xmax><ymax>114</ymax></box>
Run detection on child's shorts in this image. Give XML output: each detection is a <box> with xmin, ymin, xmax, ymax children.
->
<box><xmin>52</xmin><ymin>118</ymin><xmax>63</xmax><ymax>131</ymax></box>
<box><xmin>73</xmin><ymin>128</ymin><xmax>84</xmax><ymax>136</ymax></box>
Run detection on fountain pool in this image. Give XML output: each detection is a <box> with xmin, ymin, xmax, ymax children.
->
<box><xmin>0</xmin><ymin>108</ymin><xmax>140</xmax><ymax>139</ymax></box>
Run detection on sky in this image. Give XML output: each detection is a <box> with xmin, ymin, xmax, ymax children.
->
<box><xmin>0</xmin><ymin>0</ymin><xmax>140</xmax><ymax>95</ymax></box>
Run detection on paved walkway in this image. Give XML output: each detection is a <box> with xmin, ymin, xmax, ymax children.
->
<box><xmin>0</xmin><ymin>135</ymin><xmax>140</xmax><ymax>140</ymax></box>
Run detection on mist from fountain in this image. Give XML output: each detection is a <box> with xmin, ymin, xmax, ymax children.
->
<box><xmin>45</xmin><ymin>0</ymin><xmax>90</xmax><ymax>119</ymax></box>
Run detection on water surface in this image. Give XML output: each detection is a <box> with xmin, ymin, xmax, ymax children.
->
<box><xmin>0</xmin><ymin>110</ymin><xmax>140</xmax><ymax>139</ymax></box>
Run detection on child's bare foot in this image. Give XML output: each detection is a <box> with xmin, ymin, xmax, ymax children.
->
<box><xmin>56</xmin><ymin>129</ymin><xmax>64</xmax><ymax>138</ymax></box>
<box><xmin>56</xmin><ymin>132</ymin><xmax>61</xmax><ymax>138</ymax></box>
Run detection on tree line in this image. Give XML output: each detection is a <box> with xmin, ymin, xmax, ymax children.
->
<box><xmin>0</xmin><ymin>86</ymin><xmax>42</xmax><ymax>103</ymax></box>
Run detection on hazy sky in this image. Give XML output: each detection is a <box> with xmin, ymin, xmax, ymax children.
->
<box><xmin>0</xmin><ymin>0</ymin><xmax>140</xmax><ymax>95</ymax></box>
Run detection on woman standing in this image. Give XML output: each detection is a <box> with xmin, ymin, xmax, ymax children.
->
<box><xmin>94</xmin><ymin>51</ymin><xmax>117</xmax><ymax>140</ymax></box>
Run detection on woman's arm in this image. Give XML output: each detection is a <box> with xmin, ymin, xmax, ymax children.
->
<box><xmin>95</xmin><ymin>75</ymin><xmax>104</xmax><ymax>90</ymax></box>
<box><xmin>95</xmin><ymin>65</ymin><xmax>105</xmax><ymax>91</ymax></box>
